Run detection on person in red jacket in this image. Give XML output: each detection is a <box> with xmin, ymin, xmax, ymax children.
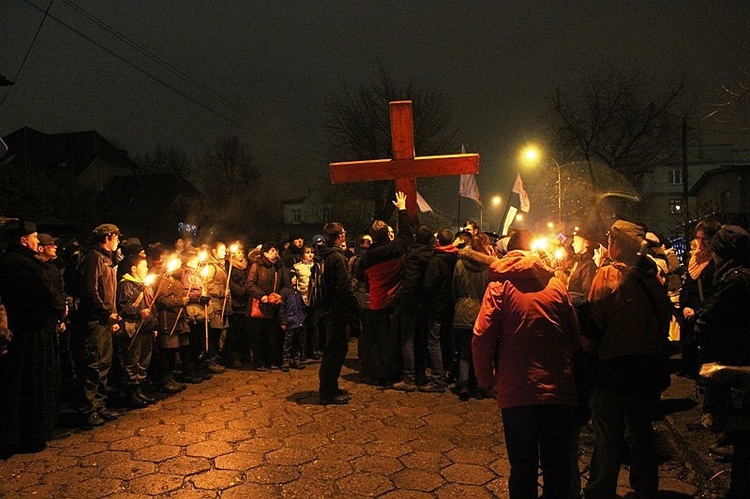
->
<box><xmin>473</xmin><ymin>229</ymin><xmax>580</xmax><ymax>499</ymax></box>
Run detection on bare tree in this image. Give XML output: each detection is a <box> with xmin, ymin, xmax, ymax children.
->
<box><xmin>704</xmin><ymin>69</ymin><xmax>750</xmax><ymax>128</ymax></box>
<box><xmin>323</xmin><ymin>64</ymin><xmax>462</xmax><ymax>221</ymax></box>
<box><xmin>134</xmin><ymin>144</ymin><xmax>192</xmax><ymax>176</ymax></box>
<box><xmin>198</xmin><ymin>136</ymin><xmax>265</xmax><ymax>235</ymax></box>
<box><xmin>547</xmin><ymin>67</ymin><xmax>687</xmax><ymax>180</ymax></box>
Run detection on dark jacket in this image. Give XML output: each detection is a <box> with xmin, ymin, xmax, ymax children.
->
<box><xmin>356</xmin><ymin>210</ymin><xmax>411</xmax><ymax>279</ymax></box>
<box><xmin>248</xmin><ymin>256</ymin><xmax>282</xmax><ymax>319</ymax></box>
<box><xmin>117</xmin><ymin>274</ymin><xmax>157</xmax><ymax>333</ymax></box>
<box><xmin>279</xmin><ymin>286</ymin><xmax>306</xmax><ymax>329</ymax></box>
<box><xmin>154</xmin><ymin>272</ymin><xmax>189</xmax><ymax>346</ymax></box>
<box><xmin>78</xmin><ymin>246</ymin><xmax>118</xmax><ymax>323</ymax></box>
<box><xmin>452</xmin><ymin>247</ymin><xmax>493</xmax><ymax>329</ymax></box>
<box><xmin>423</xmin><ymin>244</ymin><xmax>458</xmax><ymax>319</ymax></box>
<box><xmin>229</xmin><ymin>265</ymin><xmax>251</xmax><ymax>315</ymax></box>
<box><xmin>0</xmin><ymin>245</ymin><xmax>65</xmax><ymax>331</ymax></box>
<box><xmin>680</xmin><ymin>259</ymin><xmax>715</xmax><ymax>315</ymax></box>
<box><xmin>319</xmin><ymin>245</ymin><xmax>358</xmax><ymax>320</ymax></box>
<box><xmin>697</xmin><ymin>264</ymin><xmax>750</xmax><ymax>366</ymax></box>
<box><xmin>391</xmin><ymin>242</ymin><xmax>433</xmax><ymax>309</ymax></box>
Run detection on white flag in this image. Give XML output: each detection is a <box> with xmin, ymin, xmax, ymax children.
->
<box><xmin>459</xmin><ymin>174</ymin><xmax>481</xmax><ymax>206</ymax></box>
<box><xmin>512</xmin><ymin>173</ymin><xmax>530</xmax><ymax>213</ymax></box>
<box><xmin>416</xmin><ymin>191</ymin><xmax>433</xmax><ymax>212</ymax></box>
<box><xmin>501</xmin><ymin>206</ymin><xmax>518</xmax><ymax>237</ymax></box>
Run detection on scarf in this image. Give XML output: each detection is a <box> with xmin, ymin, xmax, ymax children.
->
<box><xmin>687</xmin><ymin>247</ymin><xmax>711</xmax><ymax>280</ymax></box>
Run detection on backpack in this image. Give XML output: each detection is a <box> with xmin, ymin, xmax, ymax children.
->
<box><xmin>307</xmin><ymin>260</ymin><xmax>329</xmax><ymax>311</ymax></box>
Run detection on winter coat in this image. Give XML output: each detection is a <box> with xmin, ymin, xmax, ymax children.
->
<box><xmin>229</xmin><ymin>264</ymin><xmax>251</xmax><ymax>315</ymax></box>
<box><xmin>279</xmin><ymin>286</ymin><xmax>306</xmax><ymax>329</ymax></box>
<box><xmin>294</xmin><ymin>260</ymin><xmax>314</xmax><ymax>307</ymax></box>
<box><xmin>423</xmin><ymin>244</ymin><xmax>458</xmax><ymax>320</ymax></box>
<box><xmin>472</xmin><ymin>250</ymin><xmax>580</xmax><ymax>409</ymax></box>
<box><xmin>248</xmin><ymin>256</ymin><xmax>282</xmax><ymax>319</ymax></box>
<box><xmin>680</xmin><ymin>259</ymin><xmax>715</xmax><ymax>314</ymax></box>
<box><xmin>154</xmin><ymin>273</ymin><xmax>189</xmax><ymax>347</ymax></box>
<box><xmin>0</xmin><ymin>245</ymin><xmax>65</xmax><ymax>332</ymax></box>
<box><xmin>567</xmin><ymin>252</ymin><xmax>598</xmax><ymax>306</ymax></box>
<box><xmin>117</xmin><ymin>274</ymin><xmax>157</xmax><ymax>334</ymax></box>
<box><xmin>391</xmin><ymin>242</ymin><xmax>433</xmax><ymax>309</ymax></box>
<box><xmin>586</xmin><ymin>257</ymin><xmax>672</xmax><ymax>394</ymax></box>
<box><xmin>697</xmin><ymin>263</ymin><xmax>750</xmax><ymax>366</ymax></box>
<box><xmin>78</xmin><ymin>246</ymin><xmax>118</xmax><ymax>323</ymax></box>
<box><xmin>452</xmin><ymin>247</ymin><xmax>493</xmax><ymax>329</ymax></box>
<box><xmin>319</xmin><ymin>245</ymin><xmax>358</xmax><ymax>320</ymax></box>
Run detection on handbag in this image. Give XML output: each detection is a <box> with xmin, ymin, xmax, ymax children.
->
<box><xmin>250</xmin><ymin>272</ymin><xmax>279</xmax><ymax>319</ymax></box>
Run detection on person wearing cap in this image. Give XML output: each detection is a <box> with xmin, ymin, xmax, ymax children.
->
<box><xmin>278</xmin><ymin>268</ymin><xmax>307</xmax><ymax>372</ymax></box>
<box><xmin>72</xmin><ymin>223</ymin><xmax>122</xmax><ymax>427</ymax></box>
<box><xmin>0</xmin><ymin>220</ymin><xmax>66</xmax><ymax>454</ymax></box>
<box><xmin>583</xmin><ymin>220</ymin><xmax>673</xmax><ymax>498</ymax></box>
<box><xmin>696</xmin><ymin>225</ymin><xmax>750</xmax><ymax>498</ymax></box>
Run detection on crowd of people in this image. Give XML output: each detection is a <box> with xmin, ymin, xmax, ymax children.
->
<box><xmin>1</xmin><ymin>195</ymin><xmax>749</xmax><ymax>497</ymax></box>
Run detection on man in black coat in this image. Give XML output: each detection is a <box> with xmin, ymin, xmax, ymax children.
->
<box><xmin>317</xmin><ymin>222</ymin><xmax>359</xmax><ymax>405</ymax></box>
<box><xmin>0</xmin><ymin>220</ymin><xmax>66</xmax><ymax>455</ymax></box>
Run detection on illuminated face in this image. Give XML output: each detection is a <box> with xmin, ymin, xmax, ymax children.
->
<box><xmin>215</xmin><ymin>244</ymin><xmax>227</xmax><ymax>260</ymax></box>
<box><xmin>134</xmin><ymin>259</ymin><xmax>149</xmax><ymax>280</ymax></box>
<box><xmin>265</xmin><ymin>247</ymin><xmax>278</xmax><ymax>262</ymax></box>
<box><xmin>302</xmin><ymin>248</ymin><xmax>314</xmax><ymax>262</ymax></box>
<box><xmin>387</xmin><ymin>227</ymin><xmax>395</xmax><ymax>241</ymax></box>
<box><xmin>103</xmin><ymin>233</ymin><xmax>119</xmax><ymax>252</ymax></box>
<box><xmin>572</xmin><ymin>235</ymin><xmax>587</xmax><ymax>255</ymax></box>
<box><xmin>696</xmin><ymin>230</ymin><xmax>711</xmax><ymax>252</ymax></box>
<box><xmin>292</xmin><ymin>237</ymin><xmax>304</xmax><ymax>248</ymax></box>
<box><xmin>40</xmin><ymin>240</ymin><xmax>58</xmax><ymax>259</ymax></box>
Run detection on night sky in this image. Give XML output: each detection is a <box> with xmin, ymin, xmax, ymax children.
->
<box><xmin>3</xmin><ymin>1</ymin><xmax>749</xmax><ymax>220</ymax></box>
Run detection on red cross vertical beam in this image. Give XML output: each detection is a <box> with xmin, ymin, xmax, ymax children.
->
<box><xmin>329</xmin><ymin>100</ymin><xmax>480</xmax><ymax>217</ymax></box>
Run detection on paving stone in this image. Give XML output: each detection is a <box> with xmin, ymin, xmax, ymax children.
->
<box><xmin>188</xmin><ymin>468</ymin><xmax>245</xmax><ymax>490</ymax></box>
<box><xmin>185</xmin><ymin>440</ymin><xmax>233</xmax><ymax>459</ymax></box>
<box><xmin>137</xmin><ymin>423</ymin><xmax>181</xmax><ymax>439</ymax></box>
<box><xmin>440</xmin><ymin>463</ymin><xmax>497</xmax><ymax>485</ymax></box>
<box><xmin>0</xmin><ymin>469</ymin><xmax>43</xmax><ymax>491</ymax></box>
<box><xmin>382</xmin><ymin>414</ymin><xmax>427</xmax><ymax>429</ymax></box>
<box><xmin>363</xmin><ymin>440</ymin><xmax>412</xmax><ymax>458</ymax></box>
<box><xmin>392</xmin><ymin>405</ymin><xmax>432</xmax><ymax>419</ymax></box>
<box><xmin>392</xmin><ymin>469</ymin><xmax>445</xmax><ymax>492</ymax></box>
<box><xmin>222</xmin><ymin>481</ymin><xmax>278</xmax><ymax>498</ymax></box>
<box><xmin>266</xmin><ymin>447</ymin><xmax>316</xmax><ymax>466</ymax></box>
<box><xmin>435</xmin><ymin>482</ymin><xmax>496</xmax><ymax>497</ymax></box>
<box><xmin>186</xmin><ymin>420</ymin><xmax>227</xmax><ymax>434</ymax></box>
<box><xmin>235</xmin><ymin>437</ymin><xmax>283</xmax><ymax>454</ymax></box>
<box><xmin>57</xmin><ymin>440</ymin><xmax>110</xmax><ymax>457</ymax></box>
<box><xmin>214</xmin><ymin>451</ymin><xmax>263</xmax><ymax>470</ymax></box>
<box><xmin>90</xmin><ymin>429</ymin><xmax>136</xmax><ymax>443</ymax></box>
<box><xmin>280</xmin><ymin>476</ymin><xmax>337</xmax><ymax>497</ymax></box>
<box><xmin>446</xmin><ymin>447</ymin><xmax>497</xmax><ymax>465</ymax></box>
<box><xmin>109</xmin><ymin>435</ymin><xmax>160</xmax><ymax>451</ymax></box>
<box><xmin>407</xmin><ymin>438</ymin><xmax>455</xmax><ymax>453</ymax></box>
<box><xmin>16</xmin><ymin>483</ymin><xmax>68</xmax><ymax>498</ymax></box>
<box><xmin>486</xmin><ymin>476</ymin><xmax>510</xmax><ymax>497</ymax></box>
<box><xmin>353</xmin><ymin>455</ymin><xmax>404</xmax><ymax>475</ymax></box>
<box><xmin>158</xmin><ymin>455</ymin><xmax>212</xmax><ymax>475</ymax></box>
<box><xmin>23</xmin><ymin>454</ymin><xmax>78</xmax><ymax>473</ymax></box>
<box><xmin>298</xmin><ymin>420</ymin><xmax>344</xmax><ymax>435</ymax></box>
<box><xmin>328</xmin><ymin>429</ymin><xmax>377</xmax><ymax>446</ymax></box>
<box><xmin>300</xmin><ymin>459</ymin><xmax>353</xmax><ymax>481</ymax></box>
<box><xmin>132</xmin><ymin>444</ymin><xmax>181</xmax><ymax>462</ymax></box>
<box><xmin>281</xmin><ymin>433</ymin><xmax>329</xmax><ymax>450</ymax></box>
<box><xmin>159</xmin><ymin>431</ymin><xmax>208</xmax><ymax>446</ymax></box>
<box><xmin>254</xmin><ymin>422</ymin><xmax>301</xmax><ymax>439</ymax></box>
<box><xmin>335</xmin><ymin>471</ymin><xmax>394</xmax><ymax>496</ymax></box>
<box><xmin>207</xmin><ymin>427</ymin><xmax>253</xmax><ymax>443</ymax></box>
<box><xmin>101</xmin><ymin>459</ymin><xmax>157</xmax><ymax>479</ymax></box>
<box><xmin>422</xmin><ymin>413</ymin><xmax>464</xmax><ymax>428</ymax></box>
<box><xmin>64</xmin><ymin>477</ymin><xmax>124</xmax><ymax>497</ymax></box>
<box><xmin>245</xmin><ymin>464</ymin><xmax>300</xmax><ymax>484</ymax></box>
<box><xmin>488</xmin><ymin>457</ymin><xmax>511</xmax><ymax>478</ymax></box>
<box><xmin>399</xmin><ymin>451</ymin><xmax>452</xmax><ymax>471</ymax></box>
<box><xmin>314</xmin><ymin>442</ymin><xmax>366</xmax><ymax>462</ymax></box>
<box><xmin>128</xmin><ymin>472</ymin><xmax>184</xmax><ymax>495</ymax></box>
<box><xmin>381</xmin><ymin>490</ymin><xmax>434</xmax><ymax>499</ymax></box>
<box><xmin>43</xmin><ymin>464</ymin><xmax>102</xmax><ymax>485</ymax></box>
<box><xmin>454</xmin><ymin>421</ymin><xmax>495</xmax><ymax>437</ymax></box>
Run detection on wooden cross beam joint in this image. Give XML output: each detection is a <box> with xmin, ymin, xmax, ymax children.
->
<box><xmin>329</xmin><ymin>100</ymin><xmax>480</xmax><ymax>217</ymax></box>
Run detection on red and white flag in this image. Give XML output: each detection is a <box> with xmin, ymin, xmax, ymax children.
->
<box><xmin>512</xmin><ymin>173</ymin><xmax>530</xmax><ymax>213</ymax></box>
<box><xmin>459</xmin><ymin>174</ymin><xmax>481</xmax><ymax>206</ymax></box>
<box><xmin>416</xmin><ymin>191</ymin><xmax>433</xmax><ymax>213</ymax></box>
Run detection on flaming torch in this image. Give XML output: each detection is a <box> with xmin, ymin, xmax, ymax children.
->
<box><xmin>219</xmin><ymin>243</ymin><xmax>239</xmax><ymax>324</ymax></box>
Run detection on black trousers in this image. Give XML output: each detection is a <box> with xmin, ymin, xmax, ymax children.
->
<box><xmin>318</xmin><ymin>313</ymin><xmax>349</xmax><ymax>398</ymax></box>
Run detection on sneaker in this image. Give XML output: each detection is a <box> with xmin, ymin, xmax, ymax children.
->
<box><xmin>158</xmin><ymin>380</ymin><xmax>186</xmax><ymax>393</ymax></box>
<box><xmin>319</xmin><ymin>392</ymin><xmax>352</xmax><ymax>405</ymax></box>
<box><xmin>392</xmin><ymin>379</ymin><xmax>417</xmax><ymax>392</ymax></box>
<box><xmin>458</xmin><ymin>388</ymin><xmax>471</xmax><ymax>401</ymax></box>
<box><xmin>83</xmin><ymin>412</ymin><xmax>105</xmax><ymax>427</ymax></box>
<box><xmin>205</xmin><ymin>362</ymin><xmax>225</xmax><ymax>374</ymax></box>
<box><xmin>418</xmin><ymin>380</ymin><xmax>446</xmax><ymax>393</ymax></box>
<box><xmin>98</xmin><ymin>409</ymin><xmax>120</xmax><ymax>421</ymax></box>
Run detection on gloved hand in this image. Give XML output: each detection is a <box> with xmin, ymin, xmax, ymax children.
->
<box><xmin>199</xmin><ymin>295</ymin><xmax>211</xmax><ymax>306</ymax></box>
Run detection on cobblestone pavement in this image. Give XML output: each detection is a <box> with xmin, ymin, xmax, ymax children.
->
<box><xmin>0</xmin><ymin>341</ymin><xmax>714</xmax><ymax>497</ymax></box>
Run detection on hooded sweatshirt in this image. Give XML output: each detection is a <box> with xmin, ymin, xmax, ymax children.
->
<box><xmin>473</xmin><ymin>250</ymin><xmax>580</xmax><ymax>409</ymax></box>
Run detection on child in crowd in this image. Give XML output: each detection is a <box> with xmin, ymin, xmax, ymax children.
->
<box><xmin>278</xmin><ymin>269</ymin><xmax>307</xmax><ymax>372</ymax></box>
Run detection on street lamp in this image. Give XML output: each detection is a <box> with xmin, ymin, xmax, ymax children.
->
<box><xmin>521</xmin><ymin>145</ymin><xmax>562</xmax><ymax>229</ymax></box>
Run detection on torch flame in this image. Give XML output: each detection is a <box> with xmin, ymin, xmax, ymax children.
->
<box><xmin>144</xmin><ymin>274</ymin><xmax>157</xmax><ymax>286</ymax></box>
<box><xmin>229</xmin><ymin>243</ymin><xmax>239</xmax><ymax>255</ymax></box>
<box><xmin>201</xmin><ymin>265</ymin><xmax>210</xmax><ymax>277</ymax></box>
<box><xmin>531</xmin><ymin>237</ymin><xmax>549</xmax><ymax>252</ymax></box>
<box><xmin>167</xmin><ymin>258</ymin><xmax>181</xmax><ymax>273</ymax></box>
<box><xmin>199</xmin><ymin>250</ymin><xmax>207</xmax><ymax>262</ymax></box>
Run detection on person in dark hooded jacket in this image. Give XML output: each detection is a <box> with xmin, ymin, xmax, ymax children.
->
<box><xmin>390</xmin><ymin>225</ymin><xmax>434</xmax><ymax>392</ymax></box>
<box><xmin>248</xmin><ymin>242</ymin><xmax>283</xmax><ymax>369</ymax></box>
<box><xmin>696</xmin><ymin>225</ymin><xmax>750</xmax><ymax>499</ymax></box>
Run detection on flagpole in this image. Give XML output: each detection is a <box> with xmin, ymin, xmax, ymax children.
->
<box><xmin>457</xmin><ymin>195</ymin><xmax>462</xmax><ymax>233</ymax></box>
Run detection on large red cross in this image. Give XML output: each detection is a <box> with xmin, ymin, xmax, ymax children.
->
<box><xmin>329</xmin><ymin>100</ymin><xmax>480</xmax><ymax>217</ymax></box>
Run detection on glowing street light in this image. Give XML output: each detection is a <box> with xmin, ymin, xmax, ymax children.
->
<box><xmin>491</xmin><ymin>195</ymin><xmax>502</xmax><ymax>206</ymax></box>
<box><xmin>521</xmin><ymin>145</ymin><xmax>563</xmax><ymax>229</ymax></box>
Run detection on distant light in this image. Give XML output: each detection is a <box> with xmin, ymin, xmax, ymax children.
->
<box><xmin>553</xmin><ymin>248</ymin><xmax>565</xmax><ymax>261</ymax></box>
<box><xmin>492</xmin><ymin>195</ymin><xmax>501</xmax><ymax>206</ymax></box>
<box><xmin>532</xmin><ymin>237</ymin><xmax>549</xmax><ymax>252</ymax></box>
<box><xmin>574</xmin><ymin>226</ymin><xmax>580</xmax><ymax>232</ymax></box>
<box><xmin>515</xmin><ymin>214</ymin><xmax>523</xmax><ymax>221</ymax></box>
<box><xmin>547</xmin><ymin>222</ymin><xmax>554</xmax><ymax>230</ymax></box>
